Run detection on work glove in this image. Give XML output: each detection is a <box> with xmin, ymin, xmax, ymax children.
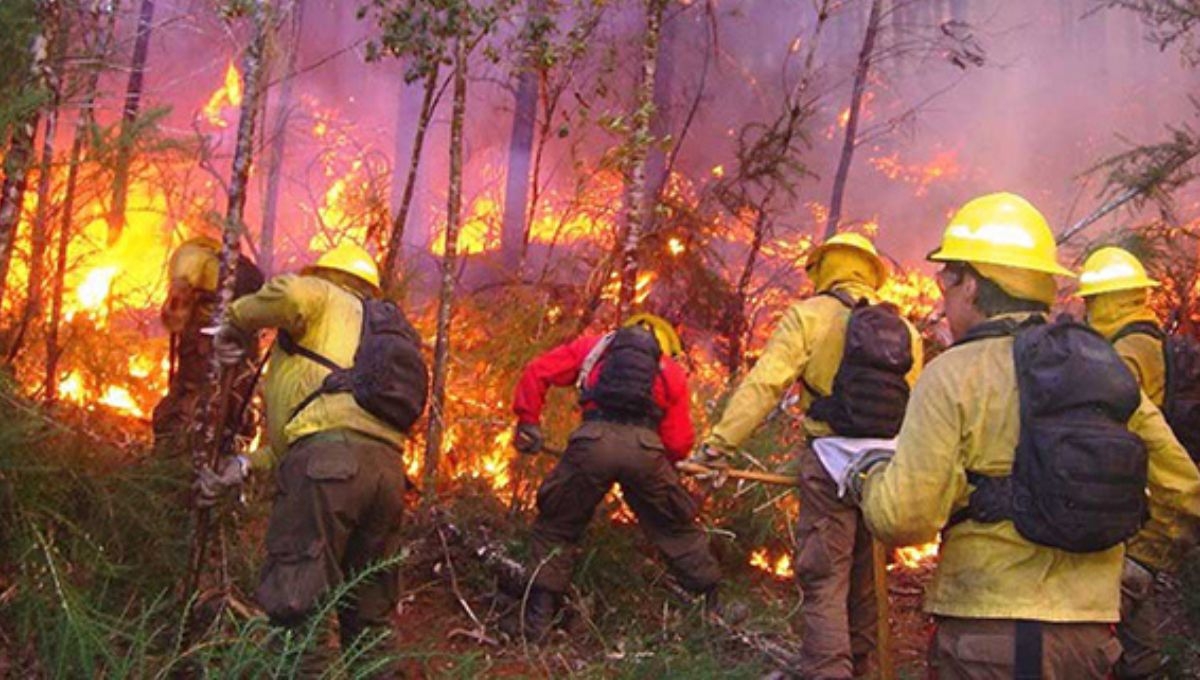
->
<box><xmin>513</xmin><ymin>422</ymin><xmax>544</xmax><ymax>455</ymax></box>
<box><xmin>195</xmin><ymin>455</ymin><xmax>249</xmax><ymax>508</ymax></box>
<box><xmin>208</xmin><ymin>323</ymin><xmax>250</xmax><ymax>366</ymax></box>
<box><xmin>843</xmin><ymin>448</ymin><xmax>894</xmax><ymax>506</ymax></box>
<box><xmin>684</xmin><ymin>443</ymin><xmax>732</xmax><ymax>489</ymax></box>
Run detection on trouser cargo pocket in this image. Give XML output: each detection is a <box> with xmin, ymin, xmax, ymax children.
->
<box><xmin>256</xmin><ymin>536</ymin><xmax>334</xmax><ymax>626</ymax></box>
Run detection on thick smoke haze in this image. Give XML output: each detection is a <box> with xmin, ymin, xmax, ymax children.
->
<box><xmin>120</xmin><ymin>0</ymin><xmax>1198</xmax><ymax>275</ymax></box>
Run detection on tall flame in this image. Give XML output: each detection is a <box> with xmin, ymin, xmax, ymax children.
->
<box><xmin>202</xmin><ymin>61</ymin><xmax>244</xmax><ymax>128</ymax></box>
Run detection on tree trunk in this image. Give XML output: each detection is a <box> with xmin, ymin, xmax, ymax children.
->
<box><xmin>726</xmin><ymin>207</ymin><xmax>770</xmax><ymax>378</ymax></box>
<box><xmin>499</xmin><ymin>0</ymin><xmax>545</xmax><ymax>276</ymax></box>
<box><xmin>46</xmin><ymin>0</ymin><xmax>119</xmax><ymax>402</ymax></box>
<box><xmin>0</xmin><ymin>21</ymin><xmax>51</xmax><ymax>309</ymax></box>
<box><xmin>423</xmin><ymin>32</ymin><xmax>467</xmax><ymax>498</ymax></box>
<box><xmin>6</xmin><ymin>4</ymin><xmax>64</xmax><ymax>366</ymax></box>
<box><xmin>259</xmin><ymin>0</ymin><xmax>304</xmax><ymax>279</ymax></box>
<box><xmin>108</xmin><ymin>0</ymin><xmax>155</xmax><ymax>246</ymax></box>
<box><xmin>644</xmin><ymin>4</ymin><xmax>675</xmax><ymax>220</ymax></box>
<box><xmin>381</xmin><ymin>65</ymin><xmax>439</xmax><ymax>291</ymax></box>
<box><xmin>824</xmin><ymin>0</ymin><xmax>882</xmax><ymax>240</ymax></box>
<box><xmin>616</xmin><ymin>0</ymin><xmax>667</xmax><ymax>319</ymax></box>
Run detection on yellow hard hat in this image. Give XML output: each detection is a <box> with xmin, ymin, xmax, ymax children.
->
<box><xmin>308</xmin><ymin>241</ymin><xmax>381</xmax><ymax>289</ymax></box>
<box><xmin>1077</xmin><ymin>246</ymin><xmax>1159</xmax><ymax>297</ymax></box>
<box><xmin>805</xmin><ymin>232</ymin><xmax>887</xmax><ymax>286</ymax></box>
<box><xmin>625</xmin><ymin>313</ymin><xmax>683</xmax><ymax>357</ymax></box>
<box><xmin>928</xmin><ymin>192</ymin><xmax>1074</xmax><ymax>277</ymax></box>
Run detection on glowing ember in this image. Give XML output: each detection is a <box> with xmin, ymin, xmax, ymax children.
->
<box><xmin>749</xmin><ymin>548</ymin><xmax>794</xmax><ymax>579</ymax></box>
<box><xmin>202</xmin><ymin>61</ymin><xmax>244</xmax><ymax>127</ymax></box>
<box><xmin>98</xmin><ymin>386</ymin><xmax>146</xmax><ymax>418</ymax></box>
<box><xmin>667</xmin><ymin>237</ymin><xmax>685</xmax><ymax>256</ymax></box>
<box><xmin>710</xmin><ymin>164</ymin><xmax>725</xmax><ymax>178</ymax></box>
<box><xmin>891</xmin><ymin>542</ymin><xmax>939</xmax><ymax>571</ymax></box>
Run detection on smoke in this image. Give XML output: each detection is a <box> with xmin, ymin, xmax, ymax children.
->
<box><xmin>118</xmin><ymin>0</ymin><xmax>1198</xmax><ymax>276</ymax></box>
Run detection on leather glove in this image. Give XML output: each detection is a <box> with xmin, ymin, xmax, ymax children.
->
<box><xmin>684</xmin><ymin>444</ymin><xmax>732</xmax><ymax>489</ymax></box>
<box><xmin>195</xmin><ymin>455</ymin><xmax>249</xmax><ymax>508</ymax></box>
<box><xmin>513</xmin><ymin>422</ymin><xmax>544</xmax><ymax>455</ymax></box>
<box><xmin>844</xmin><ymin>448</ymin><xmax>894</xmax><ymax>506</ymax></box>
<box><xmin>208</xmin><ymin>323</ymin><xmax>250</xmax><ymax>366</ymax></box>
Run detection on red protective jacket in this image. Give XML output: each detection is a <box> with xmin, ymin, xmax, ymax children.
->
<box><xmin>513</xmin><ymin>334</ymin><xmax>695</xmax><ymax>461</ymax></box>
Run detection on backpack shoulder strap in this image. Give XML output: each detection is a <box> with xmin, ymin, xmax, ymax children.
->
<box><xmin>821</xmin><ymin>289</ymin><xmax>857</xmax><ymax>309</ymax></box>
<box><xmin>576</xmin><ymin>332</ymin><xmax>616</xmax><ymax>392</ymax></box>
<box><xmin>277</xmin><ymin>330</ymin><xmax>341</xmax><ymax>373</ymax></box>
<box><xmin>955</xmin><ymin>314</ymin><xmax>1045</xmax><ymax>347</ymax></box>
<box><xmin>1112</xmin><ymin>321</ymin><xmax>1165</xmax><ymax>344</ymax></box>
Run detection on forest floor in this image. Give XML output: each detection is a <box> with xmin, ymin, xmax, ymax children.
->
<box><xmin>0</xmin><ymin>382</ymin><xmax>1197</xmax><ymax>678</ymax></box>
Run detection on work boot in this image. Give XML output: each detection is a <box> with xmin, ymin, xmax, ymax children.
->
<box><xmin>500</xmin><ymin>587</ymin><xmax>560</xmax><ymax>644</ymax></box>
<box><xmin>703</xmin><ymin>588</ymin><xmax>749</xmax><ymax>626</ymax></box>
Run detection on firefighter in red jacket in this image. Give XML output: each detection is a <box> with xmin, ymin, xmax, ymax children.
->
<box><xmin>504</xmin><ymin>313</ymin><xmax>722</xmax><ymax>642</ymax></box>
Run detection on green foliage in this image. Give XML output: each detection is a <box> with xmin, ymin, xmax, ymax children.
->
<box><xmin>359</xmin><ymin>0</ymin><xmax>512</xmax><ymax>82</ymax></box>
<box><xmin>1099</xmin><ymin>0</ymin><xmax>1200</xmax><ymax>64</ymax></box>
<box><xmin>0</xmin><ymin>0</ymin><xmax>44</xmax><ymax>140</ymax></box>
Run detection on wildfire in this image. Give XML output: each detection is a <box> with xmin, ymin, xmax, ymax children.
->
<box><xmin>869</xmin><ymin>150</ymin><xmax>961</xmax><ymax>197</ymax></box>
<box><xmin>453</xmin><ymin>427</ymin><xmax>512</xmax><ymax>492</ymax></box>
<box><xmin>74</xmin><ymin>266</ymin><xmax>119</xmax><ymax>316</ymax></box>
<box><xmin>877</xmin><ymin>269</ymin><xmax>941</xmax><ymax>323</ymax></box>
<box><xmin>202</xmin><ymin>61</ymin><xmax>244</xmax><ymax>127</ymax></box>
<box><xmin>749</xmin><ymin>548</ymin><xmax>794</xmax><ymax>579</ymax></box>
<box><xmin>891</xmin><ymin>542</ymin><xmax>939</xmax><ymax>571</ymax></box>
<box><xmin>667</xmin><ymin>237</ymin><xmax>685</xmax><ymax>256</ymax></box>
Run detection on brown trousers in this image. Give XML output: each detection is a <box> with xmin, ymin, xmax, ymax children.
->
<box><xmin>1115</xmin><ymin>558</ymin><xmax>1164</xmax><ymax>678</ymax></box>
<box><xmin>255</xmin><ymin>429</ymin><xmax>406</xmax><ymax>670</ymax></box>
<box><xmin>529</xmin><ymin>420</ymin><xmax>721</xmax><ymax>596</ymax></box>
<box><xmin>794</xmin><ymin>448</ymin><xmax>877</xmax><ymax>679</ymax></box>
<box><xmin>930</xmin><ymin>617</ymin><xmax>1121</xmax><ymax>679</ymax></box>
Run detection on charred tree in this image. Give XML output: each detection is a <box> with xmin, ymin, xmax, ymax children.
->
<box><xmin>824</xmin><ymin>0</ymin><xmax>882</xmax><ymax>239</ymax></box>
<box><xmin>108</xmin><ymin>0</ymin><xmax>154</xmax><ymax>246</ymax></box>
<box><xmin>260</xmin><ymin>0</ymin><xmax>304</xmax><ymax>278</ymax></box>
<box><xmin>424</xmin><ymin>31</ymin><xmax>468</xmax><ymax>497</ymax></box>
<box><xmin>616</xmin><ymin>0</ymin><xmax>667</xmax><ymax>319</ymax></box>
<box><xmin>499</xmin><ymin>0</ymin><xmax>544</xmax><ymax>276</ymax></box>
<box><xmin>381</xmin><ymin>65</ymin><xmax>439</xmax><ymax>291</ymax></box>
<box><xmin>45</xmin><ymin>0</ymin><xmax>118</xmax><ymax>402</ymax></box>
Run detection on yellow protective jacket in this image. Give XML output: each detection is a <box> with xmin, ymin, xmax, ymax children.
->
<box><xmin>861</xmin><ymin>314</ymin><xmax>1200</xmax><ymax>622</ymax></box>
<box><xmin>227</xmin><ymin>274</ymin><xmax>404</xmax><ymax>467</ymax></box>
<box><xmin>1089</xmin><ymin>296</ymin><xmax>1189</xmax><ymax>571</ymax></box>
<box><xmin>705</xmin><ymin>280</ymin><xmax>923</xmax><ymax>450</ymax></box>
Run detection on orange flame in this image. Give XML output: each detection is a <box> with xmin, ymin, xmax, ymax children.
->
<box><xmin>749</xmin><ymin>548</ymin><xmax>794</xmax><ymax>579</ymax></box>
<box><xmin>891</xmin><ymin>542</ymin><xmax>939</xmax><ymax>571</ymax></box>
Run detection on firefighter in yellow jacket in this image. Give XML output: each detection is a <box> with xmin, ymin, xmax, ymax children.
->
<box><xmin>1079</xmin><ymin>246</ymin><xmax>1198</xmax><ymax>678</ymax></box>
<box><xmin>852</xmin><ymin>193</ymin><xmax>1200</xmax><ymax>678</ymax></box>
<box><xmin>696</xmin><ymin>232</ymin><xmax>923</xmax><ymax>679</ymax></box>
<box><xmin>202</xmin><ymin>242</ymin><xmax>409</xmax><ymax>672</ymax></box>
<box><xmin>152</xmin><ymin>236</ymin><xmax>262</xmax><ymax>453</ymax></box>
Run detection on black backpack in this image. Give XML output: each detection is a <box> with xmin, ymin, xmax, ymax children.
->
<box><xmin>579</xmin><ymin>326</ymin><xmax>664</xmax><ymax>425</ymax></box>
<box><xmin>280</xmin><ymin>298</ymin><xmax>429</xmax><ymax>433</ymax></box>
<box><xmin>1113</xmin><ymin>321</ymin><xmax>1200</xmax><ymax>464</ymax></box>
<box><xmin>953</xmin><ymin>316</ymin><xmax>1148</xmax><ymax>553</ymax></box>
<box><xmin>806</xmin><ymin>291</ymin><xmax>913</xmax><ymax>438</ymax></box>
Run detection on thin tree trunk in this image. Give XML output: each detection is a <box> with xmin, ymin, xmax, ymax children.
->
<box><xmin>45</xmin><ymin>0</ymin><xmax>119</xmax><ymax>403</ymax></box>
<box><xmin>7</xmin><ymin>4</ymin><xmax>64</xmax><ymax>366</ymax></box>
<box><xmin>616</xmin><ymin>0</ymin><xmax>667</xmax><ymax>319</ymax></box>
<box><xmin>0</xmin><ymin>22</ymin><xmax>51</xmax><ymax>309</ymax></box>
<box><xmin>644</xmin><ymin>3</ymin><xmax>675</xmax><ymax>218</ymax></box>
<box><xmin>824</xmin><ymin>0</ymin><xmax>882</xmax><ymax>239</ymax></box>
<box><xmin>381</xmin><ymin>65</ymin><xmax>439</xmax><ymax>291</ymax></box>
<box><xmin>500</xmin><ymin>0</ymin><xmax>544</xmax><ymax>276</ymax></box>
<box><xmin>259</xmin><ymin>0</ymin><xmax>304</xmax><ymax>279</ymax></box>
<box><xmin>727</xmin><ymin>205</ymin><xmax>771</xmax><ymax>378</ymax></box>
<box><xmin>108</xmin><ymin>0</ymin><xmax>155</xmax><ymax>246</ymax></box>
<box><xmin>423</xmin><ymin>32</ymin><xmax>467</xmax><ymax>498</ymax></box>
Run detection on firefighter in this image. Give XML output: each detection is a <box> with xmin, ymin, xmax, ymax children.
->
<box><xmin>152</xmin><ymin>236</ymin><xmax>262</xmax><ymax>454</ymax></box>
<box><xmin>504</xmin><ymin>313</ymin><xmax>722</xmax><ymax>642</ymax></box>
<box><xmin>851</xmin><ymin>193</ymin><xmax>1200</xmax><ymax>678</ymax></box>
<box><xmin>1079</xmin><ymin>246</ymin><xmax>1200</xmax><ymax>678</ymax></box>
<box><xmin>694</xmin><ymin>232</ymin><xmax>923</xmax><ymax>679</ymax></box>
<box><xmin>202</xmin><ymin>241</ymin><xmax>411</xmax><ymax>673</ymax></box>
